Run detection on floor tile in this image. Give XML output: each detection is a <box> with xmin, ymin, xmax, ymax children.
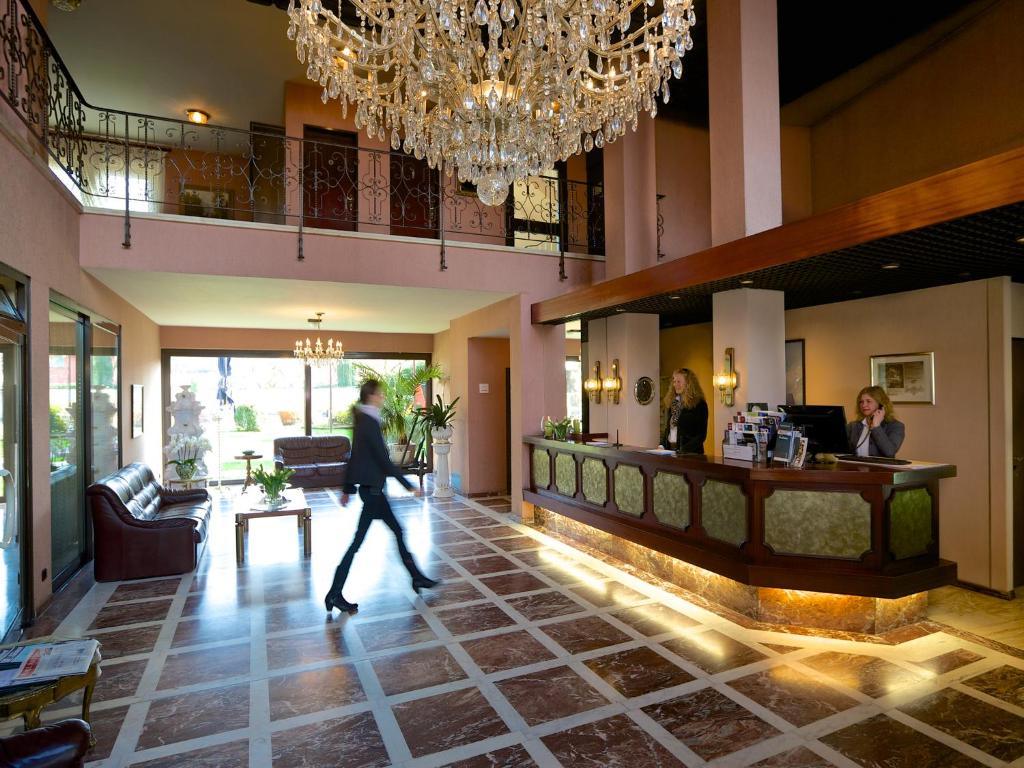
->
<box><xmin>268</xmin><ymin>663</ymin><xmax>366</xmax><ymax>720</ymax></box>
<box><xmin>156</xmin><ymin>642</ymin><xmax>251</xmax><ymax>689</ymax></box>
<box><xmin>536</xmin><ymin>563</ymin><xmax>606</xmax><ymax>586</ymax></box>
<box><xmin>371</xmin><ymin>645</ymin><xmax>468</xmax><ymax>695</ymax></box>
<box><xmin>88</xmin><ymin>599</ymin><xmax>173</xmax><ymax>630</ymax></box>
<box><xmin>171</xmin><ymin>614</ymin><xmax>251</xmax><ymax>648</ymax></box>
<box><xmin>81</xmin><ymin>704</ymin><xmax>129</xmax><ymax>762</ymax></box>
<box><xmin>584</xmin><ymin>646</ymin><xmax>695</xmax><ymax>698</ymax></box>
<box><xmin>264</xmin><ymin>600</ymin><xmax>336</xmax><ymax>633</ymax></box>
<box><xmin>569</xmin><ymin>581</ymin><xmax>649</xmax><ymax>608</ymax></box>
<box><xmin>418</xmin><ymin>580</ymin><xmax>487</xmax><ymax>608</ymax></box>
<box><xmin>89</xmin><ymin>658</ymin><xmax>148</xmax><ymax>703</ymax></box>
<box><xmin>898</xmin><ymin>687</ymin><xmax>1024</xmax><ymax>761</ymax></box>
<box><xmin>911</xmin><ymin>648</ymin><xmax>984</xmax><ymax>675</ymax></box>
<box><xmin>820</xmin><ymin>713</ymin><xmax>984</xmax><ymax>767</ymax></box>
<box><xmin>800</xmin><ymin>651</ymin><xmax>925</xmax><ymax>698</ymax></box>
<box><xmin>540</xmin><ymin>615</ymin><xmax>633</xmax><ymax>654</ymax></box>
<box><xmin>727</xmin><ymin>664</ymin><xmax>860</xmax><ymax>726</ymax></box>
<box><xmin>456</xmin><ymin>555</ymin><xmax>520</xmax><ymax>576</ymax></box>
<box><xmin>136</xmin><ymin>683</ymin><xmax>250</xmax><ymax>749</ymax></box>
<box><xmin>473</xmin><ymin>525</ymin><xmax>523</xmax><ymax>539</ymax></box>
<box><xmin>760</xmin><ymin>642</ymin><xmax>802</xmax><ymax>654</ymax></box>
<box><xmin>355</xmin><ymin>613</ymin><xmax>438</xmax><ymax>651</ymax></box>
<box><xmin>505</xmin><ymin>591</ymin><xmax>587</xmax><ymax>621</ymax></box>
<box><xmin>748</xmin><ymin>746</ymin><xmax>836</xmax><ymax>767</ymax></box>
<box><xmin>435</xmin><ymin>603</ymin><xmax>517</xmax><ymax>635</ymax></box>
<box><xmin>109</xmin><ymin>578</ymin><xmax>182</xmax><ymax>602</ymax></box>
<box><xmin>542</xmin><ymin>713</ymin><xmax>685</xmax><ymax>767</ymax></box>
<box><xmin>392</xmin><ymin>687</ymin><xmax>509</xmax><ymax>758</ymax></box>
<box><xmin>271</xmin><ymin>711</ymin><xmax>390</xmax><ymax>768</ymax></box>
<box><xmin>641</xmin><ymin>686</ymin><xmax>781</xmax><ymax>761</ymax></box>
<box><xmin>129</xmin><ymin>739</ymin><xmax>249</xmax><ymax>767</ymax></box>
<box><xmin>487</xmin><ymin>536</ymin><xmax>540</xmax><ymax>553</ymax></box>
<box><xmin>266</xmin><ymin>624</ymin><xmax>353</xmax><ymax>669</ymax></box>
<box><xmin>610</xmin><ymin>603</ymin><xmax>700</xmax><ymax>637</ymax></box>
<box><xmin>494</xmin><ymin>665</ymin><xmax>609</xmax><ymax>725</ymax></box>
<box><xmin>460</xmin><ymin>630</ymin><xmax>557</xmax><ymax>673</ymax></box>
<box><xmin>441</xmin><ymin>744</ymin><xmax>537</xmax><ymax>767</ymax></box>
<box><xmin>962</xmin><ymin>664</ymin><xmax>1024</xmax><ymax>708</ymax></box>
<box><xmin>89</xmin><ymin>625</ymin><xmax>162</xmax><ymax>659</ymax></box>
<box><xmin>479</xmin><ymin>571</ymin><xmax>550</xmax><ymax>596</ymax></box>
<box><xmin>442</xmin><ymin>540</ymin><xmax>500</xmax><ymax>558</ymax></box>
<box><xmin>661</xmin><ymin>630</ymin><xmax>767</xmax><ymax>674</ymax></box>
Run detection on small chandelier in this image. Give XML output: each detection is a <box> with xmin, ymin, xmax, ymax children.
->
<box><xmin>294</xmin><ymin>312</ymin><xmax>344</xmax><ymax>366</ymax></box>
<box><xmin>287</xmin><ymin>0</ymin><xmax>696</xmax><ymax>206</ymax></box>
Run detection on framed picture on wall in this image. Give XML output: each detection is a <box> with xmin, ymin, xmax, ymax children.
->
<box><xmin>785</xmin><ymin>339</ymin><xmax>805</xmax><ymax>406</ymax></box>
<box><xmin>870</xmin><ymin>352</ymin><xmax>935</xmax><ymax>403</ymax></box>
<box><xmin>131</xmin><ymin>384</ymin><xmax>144</xmax><ymax>438</ymax></box>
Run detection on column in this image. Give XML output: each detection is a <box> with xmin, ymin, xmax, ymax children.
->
<box><xmin>603</xmin><ymin>115</ymin><xmax>659</xmax><ymax>278</ymax></box>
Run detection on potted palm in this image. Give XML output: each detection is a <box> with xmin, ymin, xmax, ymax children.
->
<box><xmin>416</xmin><ymin>395</ymin><xmax>459</xmax><ymax>498</ymax></box>
<box><xmin>354</xmin><ymin>362</ymin><xmax>443</xmax><ymax>462</ymax></box>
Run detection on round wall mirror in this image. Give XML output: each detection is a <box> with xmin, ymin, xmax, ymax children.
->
<box><xmin>634</xmin><ymin>376</ymin><xmax>655</xmax><ymax>405</ymax></box>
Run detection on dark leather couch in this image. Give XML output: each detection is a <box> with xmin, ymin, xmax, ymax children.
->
<box><xmin>0</xmin><ymin>718</ymin><xmax>91</xmax><ymax>767</ymax></box>
<box><xmin>273</xmin><ymin>435</ymin><xmax>350</xmax><ymax>488</ymax></box>
<box><xmin>87</xmin><ymin>463</ymin><xmax>211</xmax><ymax>582</ymax></box>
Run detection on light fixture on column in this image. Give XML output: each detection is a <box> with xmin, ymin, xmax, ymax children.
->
<box><xmin>712</xmin><ymin>347</ymin><xmax>738</xmax><ymax>406</ymax></box>
<box><xmin>293</xmin><ymin>312</ymin><xmax>344</xmax><ymax>367</ymax></box>
<box><xmin>602</xmin><ymin>359</ymin><xmax>622</xmax><ymax>405</ymax></box>
<box><xmin>584</xmin><ymin>361</ymin><xmax>603</xmax><ymax>404</ymax></box>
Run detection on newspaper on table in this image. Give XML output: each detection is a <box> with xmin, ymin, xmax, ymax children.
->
<box><xmin>0</xmin><ymin>639</ymin><xmax>99</xmax><ymax>689</ymax></box>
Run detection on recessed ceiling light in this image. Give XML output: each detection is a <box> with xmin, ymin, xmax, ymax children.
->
<box><xmin>614</xmin><ymin>308</ymin><xmax>625</xmax><ymax>312</ymax></box>
<box><xmin>881</xmin><ymin>263</ymin><xmax>900</xmax><ymax>270</ymax></box>
<box><xmin>1016</xmin><ymin>235</ymin><xmax>1024</xmax><ymax>244</ymax></box>
<box><xmin>668</xmin><ymin>295</ymin><xmax>681</xmax><ymax>300</ymax></box>
<box><xmin>739</xmin><ymin>279</ymin><xmax>754</xmax><ymax>285</ymax></box>
<box><xmin>185</xmin><ymin>108</ymin><xmax>210</xmax><ymax>125</ymax></box>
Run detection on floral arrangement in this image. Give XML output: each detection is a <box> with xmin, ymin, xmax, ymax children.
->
<box><xmin>542</xmin><ymin>416</ymin><xmax>578</xmax><ymax>441</ymax></box>
<box><xmin>251</xmin><ymin>465</ymin><xmax>295</xmax><ymax>503</ymax></box>
<box><xmin>165</xmin><ymin>434</ymin><xmax>211</xmax><ymax>481</ymax></box>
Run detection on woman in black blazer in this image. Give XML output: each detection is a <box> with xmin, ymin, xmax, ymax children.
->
<box><xmin>660</xmin><ymin>368</ymin><xmax>709</xmax><ymax>454</ymax></box>
<box><xmin>324</xmin><ymin>379</ymin><xmax>438</xmax><ymax>614</ymax></box>
<box><xmin>846</xmin><ymin>385</ymin><xmax>905</xmax><ymax>457</ymax></box>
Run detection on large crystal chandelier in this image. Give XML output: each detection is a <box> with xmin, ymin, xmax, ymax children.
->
<box><xmin>294</xmin><ymin>312</ymin><xmax>345</xmax><ymax>366</ymax></box>
<box><xmin>287</xmin><ymin>0</ymin><xmax>695</xmax><ymax>206</ymax></box>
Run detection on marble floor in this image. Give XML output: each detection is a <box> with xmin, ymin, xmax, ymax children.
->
<box><xmin>10</xmin><ymin>485</ymin><xmax>1024</xmax><ymax>767</ymax></box>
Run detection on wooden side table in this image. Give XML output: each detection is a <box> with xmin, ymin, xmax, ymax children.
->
<box><xmin>235</xmin><ymin>454</ymin><xmax>263</xmax><ymax>493</ymax></box>
<box><xmin>167</xmin><ymin>475</ymin><xmax>208</xmax><ymax>491</ymax></box>
<box><xmin>0</xmin><ymin>648</ymin><xmax>102</xmax><ymax>744</ymax></box>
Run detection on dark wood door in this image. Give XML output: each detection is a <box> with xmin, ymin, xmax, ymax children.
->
<box><xmin>389</xmin><ymin>155</ymin><xmax>439</xmax><ymax>238</ymax></box>
<box><xmin>1013</xmin><ymin>338</ymin><xmax>1023</xmax><ymax>589</ymax></box>
<box><xmin>303</xmin><ymin>126</ymin><xmax>358</xmax><ymax>231</ymax></box>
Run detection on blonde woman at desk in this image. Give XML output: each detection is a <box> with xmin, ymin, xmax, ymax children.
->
<box><xmin>847</xmin><ymin>386</ymin><xmax>905</xmax><ymax>458</ymax></box>
<box><xmin>659</xmin><ymin>368</ymin><xmax>708</xmax><ymax>454</ymax></box>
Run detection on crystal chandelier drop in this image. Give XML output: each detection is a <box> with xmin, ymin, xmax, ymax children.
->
<box><xmin>294</xmin><ymin>312</ymin><xmax>345</xmax><ymax>366</ymax></box>
<box><xmin>287</xmin><ymin>0</ymin><xmax>696</xmax><ymax>206</ymax></box>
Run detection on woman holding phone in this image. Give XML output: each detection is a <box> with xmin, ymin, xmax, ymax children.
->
<box><xmin>846</xmin><ymin>386</ymin><xmax>905</xmax><ymax>457</ymax></box>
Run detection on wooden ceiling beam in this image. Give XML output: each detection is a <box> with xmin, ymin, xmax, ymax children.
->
<box><xmin>532</xmin><ymin>145</ymin><xmax>1024</xmax><ymax>325</ymax></box>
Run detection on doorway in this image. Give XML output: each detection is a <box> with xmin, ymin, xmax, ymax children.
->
<box><xmin>303</xmin><ymin>126</ymin><xmax>358</xmax><ymax>231</ymax></box>
<box><xmin>1013</xmin><ymin>337</ymin><xmax>1023</xmax><ymax>590</ymax></box>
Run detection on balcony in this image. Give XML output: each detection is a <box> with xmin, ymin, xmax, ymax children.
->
<box><xmin>0</xmin><ymin>0</ymin><xmax>605</xmax><ymax>265</ymax></box>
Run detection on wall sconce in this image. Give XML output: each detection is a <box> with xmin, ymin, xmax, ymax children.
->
<box><xmin>185</xmin><ymin>108</ymin><xmax>211</xmax><ymax>125</ymax></box>
<box><xmin>584</xmin><ymin>361</ymin><xmax>603</xmax><ymax>404</ymax></box>
<box><xmin>602</xmin><ymin>359</ymin><xmax>622</xmax><ymax>404</ymax></box>
<box><xmin>712</xmin><ymin>347</ymin><xmax>738</xmax><ymax>406</ymax></box>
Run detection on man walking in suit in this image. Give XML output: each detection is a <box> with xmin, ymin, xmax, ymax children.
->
<box><xmin>325</xmin><ymin>378</ymin><xmax>439</xmax><ymax>614</ymax></box>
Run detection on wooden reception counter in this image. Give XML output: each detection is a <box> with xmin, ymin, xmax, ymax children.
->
<box><xmin>524</xmin><ymin>437</ymin><xmax>957</xmax><ymax>629</ymax></box>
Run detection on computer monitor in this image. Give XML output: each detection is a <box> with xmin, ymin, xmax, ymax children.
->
<box><xmin>779</xmin><ymin>404</ymin><xmax>849</xmax><ymax>455</ymax></box>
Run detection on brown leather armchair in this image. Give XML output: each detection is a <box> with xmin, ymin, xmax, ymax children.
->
<box><xmin>0</xmin><ymin>718</ymin><xmax>91</xmax><ymax>767</ymax></box>
<box><xmin>87</xmin><ymin>463</ymin><xmax>212</xmax><ymax>581</ymax></box>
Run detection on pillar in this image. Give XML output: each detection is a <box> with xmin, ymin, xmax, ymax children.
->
<box><xmin>603</xmin><ymin>115</ymin><xmax>659</xmax><ymax>278</ymax></box>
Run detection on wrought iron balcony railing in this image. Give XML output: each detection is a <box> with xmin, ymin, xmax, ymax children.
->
<box><xmin>0</xmin><ymin>0</ymin><xmax>604</xmax><ymax>269</ymax></box>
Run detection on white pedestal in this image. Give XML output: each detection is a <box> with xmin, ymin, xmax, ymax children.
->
<box><xmin>431</xmin><ymin>437</ymin><xmax>454</xmax><ymax>498</ymax></box>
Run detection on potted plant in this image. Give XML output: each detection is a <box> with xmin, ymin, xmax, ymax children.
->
<box><xmin>353</xmin><ymin>362</ymin><xmax>444</xmax><ymax>461</ymax></box>
<box><xmin>251</xmin><ymin>464</ymin><xmax>295</xmax><ymax>506</ymax></box>
<box><xmin>165</xmin><ymin>434</ymin><xmax>211</xmax><ymax>482</ymax></box>
<box><xmin>415</xmin><ymin>394</ymin><xmax>460</xmax><ymax>441</ymax></box>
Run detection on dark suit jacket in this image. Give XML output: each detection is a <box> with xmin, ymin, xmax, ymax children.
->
<box><xmin>661</xmin><ymin>399</ymin><xmax>708</xmax><ymax>454</ymax></box>
<box><xmin>846</xmin><ymin>419</ymin><xmax>905</xmax><ymax>457</ymax></box>
<box><xmin>342</xmin><ymin>408</ymin><xmax>414</xmax><ymax>494</ymax></box>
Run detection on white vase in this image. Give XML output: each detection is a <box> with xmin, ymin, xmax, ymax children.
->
<box><xmin>431</xmin><ymin>426</ymin><xmax>454</xmax><ymax>498</ymax></box>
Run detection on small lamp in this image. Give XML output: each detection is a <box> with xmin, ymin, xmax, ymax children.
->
<box><xmin>584</xmin><ymin>361</ymin><xmax>602</xmax><ymax>404</ymax></box>
<box><xmin>712</xmin><ymin>347</ymin><xmax>738</xmax><ymax>406</ymax></box>
<box><xmin>602</xmin><ymin>359</ymin><xmax>622</xmax><ymax>405</ymax></box>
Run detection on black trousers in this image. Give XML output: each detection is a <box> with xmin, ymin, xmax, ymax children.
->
<box><xmin>327</xmin><ymin>485</ymin><xmax>423</xmax><ymax>598</ymax></box>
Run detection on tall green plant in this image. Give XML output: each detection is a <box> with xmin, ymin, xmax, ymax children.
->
<box><xmin>353</xmin><ymin>362</ymin><xmax>443</xmax><ymax>444</ymax></box>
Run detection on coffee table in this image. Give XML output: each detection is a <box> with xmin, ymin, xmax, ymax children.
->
<box><xmin>235</xmin><ymin>488</ymin><xmax>311</xmax><ymax>564</ymax></box>
<box><xmin>0</xmin><ymin>646</ymin><xmax>102</xmax><ymax>742</ymax></box>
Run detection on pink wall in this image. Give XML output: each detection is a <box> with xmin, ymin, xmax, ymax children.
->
<box><xmin>0</xmin><ymin>114</ymin><xmax>162</xmax><ymax>610</ymax></box>
<box><xmin>810</xmin><ymin>1</ymin><xmax>1024</xmax><ymax>211</ymax></box>
<box><xmin>654</xmin><ymin>119</ymin><xmax>712</xmax><ymax>260</ymax></box>
<box><xmin>467</xmin><ymin>337</ymin><xmax>510</xmax><ymax>495</ymax></box>
<box><xmin>161</xmin><ymin>326</ymin><xmax>432</xmax><ymax>354</ymax></box>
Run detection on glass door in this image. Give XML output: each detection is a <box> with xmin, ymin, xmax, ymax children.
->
<box><xmin>49</xmin><ymin>303</ymin><xmax>87</xmax><ymax>588</ymax></box>
<box><xmin>90</xmin><ymin>322</ymin><xmax>120</xmax><ymax>481</ymax></box>
<box><xmin>0</xmin><ymin>279</ymin><xmax>26</xmax><ymax>638</ymax></box>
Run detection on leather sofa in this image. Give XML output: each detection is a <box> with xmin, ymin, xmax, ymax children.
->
<box><xmin>0</xmin><ymin>718</ymin><xmax>92</xmax><ymax>767</ymax></box>
<box><xmin>273</xmin><ymin>435</ymin><xmax>350</xmax><ymax>488</ymax></box>
<box><xmin>87</xmin><ymin>463</ymin><xmax>211</xmax><ymax>582</ymax></box>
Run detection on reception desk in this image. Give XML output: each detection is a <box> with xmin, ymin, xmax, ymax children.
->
<box><xmin>524</xmin><ymin>437</ymin><xmax>957</xmax><ymax>631</ymax></box>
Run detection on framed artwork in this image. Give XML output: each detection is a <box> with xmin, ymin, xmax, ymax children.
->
<box><xmin>785</xmin><ymin>339</ymin><xmax>805</xmax><ymax>406</ymax></box>
<box><xmin>180</xmin><ymin>185</ymin><xmax>234</xmax><ymax>219</ymax></box>
<box><xmin>131</xmin><ymin>384</ymin><xmax>144</xmax><ymax>438</ymax></box>
<box><xmin>870</xmin><ymin>352</ymin><xmax>935</xmax><ymax>403</ymax></box>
